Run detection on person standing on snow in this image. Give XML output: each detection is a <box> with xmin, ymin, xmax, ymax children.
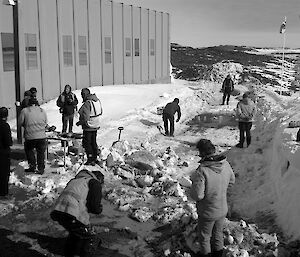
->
<box><xmin>56</xmin><ymin>84</ymin><xmax>78</xmax><ymax>134</ymax></box>
<box><xmin>190</xmin><ymin>139</ymin><xmax>235</xmax><ymax>257</ymax></box>
<box><xmin>19</xmin><ymin>98</ymin><xmax>54</xmax><ymax>174</ymax></box>
<box><xmin>162</xmin><ymin>98</ymin><xmax>181</xmax><ymax>137</ymax></box>
<box><xmin>222</xmin><ymin>74</ymin><xmax>234</xmax><ymax>105</ymax></box>
<box><xmin>76</xmin><ymin>88</ymin><xmax>103</xmax><ymax>166</ymax></box>
<box><xmin>235</xmin><ymin>92</ymin><xmax>256</xmax><ymax>148</ymax></box>
<box><xmin>0</xmin><ymin>107</ymin><xmax>13</xmax><ymax>199</ymax></box>
<box><xmin>51</xmin><ymin>169</ymin><xmax>104</xmax><ymax>257</ymax></box>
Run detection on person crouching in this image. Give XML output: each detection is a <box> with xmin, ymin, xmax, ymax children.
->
<box><xmin>51</xmin><ymin>169</ymin><xmax>104</xmax><ymax>257</ymax></box>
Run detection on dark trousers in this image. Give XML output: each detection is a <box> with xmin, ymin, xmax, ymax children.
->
<box><xmin>163</xmin><ymin>113</ymin><xmax>175</xmax><ymax>136</ymax></box>
<box><xmin>238</xmin><ymin>121</ymin><xmax>252</xmax><ymax>147</ymax></box>
<box><xmin>51</xmin><ymin>211</ymin><xmax>95</xmax><ymax>257</ymax></box>
<box><xmin>24</xmin><ymin>139</ymin><xmax>46</xmax><ymax>171</ymax></box>
<box><xmin>197</xmin><ymin>216</ymin><xmax>225</xmax><ymax>255</ymax></box>
<box><xmin>222</xmin><ymin>93</ymin><xmax>231</xmax><ymax>105</ymax></box>
<box><xmin>0</xmin><ymin>154</ymin><xmax>10</xmax><ymax>196</ymax></box>
<box><xmin>62</xmin><ymin>114</ymin><xmax>74</xmax><ymax>133</ymax></box>
<box><xmin>83</xmin><ymin>131</ymin><xmax>98</xmax><ymax>161</ymax></box>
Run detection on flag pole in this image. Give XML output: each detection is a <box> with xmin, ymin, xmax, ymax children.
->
<box><xmin>280</xmin><ymin>32</ymin><xmax>286</xmax><ymax>94</ymax></box>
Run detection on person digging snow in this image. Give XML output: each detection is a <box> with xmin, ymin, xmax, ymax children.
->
<box><xmin>76</xmin><ymin>88</ymin><xmax>103</xmax><ymax>166</ymax></box>
<box><xmin>162</xmin><ymin>98</ymin><xmax>181</xmax><ymax>137</ymax></box>
<box><xmin>190</xmin><ymin>139</ymin><xmax>235</xmax><ymax>257</ymax></box>
<box><xmin>51</xmin><ymin>169</ymin><xmax>104</xmax><ymax>257</ymax></box>
<box><xmin>221</xmin><ymin>74</ymin><xmax>234</xmax><ymax>105</ymax></box>
<box><xmin>235</xmin><ymin>92</ymin><xmax>256</xmax><ymax>148</ymax></box>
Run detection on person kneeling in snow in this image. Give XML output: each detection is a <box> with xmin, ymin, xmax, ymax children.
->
<box><xmin>190</xmin><ymin>139</ymin><xmax>235</xmax><ymax>257</ymax></box>
<box><xmin>51</xmin><ymin>169</ymin><xmax>104</xmax><ymax>257</ymax></box>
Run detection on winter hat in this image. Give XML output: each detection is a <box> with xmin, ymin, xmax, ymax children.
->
<box><xmin>64</xmin><ymin>84</ymin><xmax>71</xmax><ymax>92</ymax></box>
<box><xmin>196</xmin><ymin>139</ymin><xmax>216</xmax><ymax>156</ymax></box>
<box><xmin>29</xmin><ymin>87</ymin><xmax>37</xmax><ymax>94</ymax></box>
<box><xmin>174</xmin><ymin>98</ymin><xmax>179</xmax><ymax>103</ymax></box>
<box><xmin>0</xmin><ymin>107</ymin><xmax>8</xmax><ymax>119</ymax></box>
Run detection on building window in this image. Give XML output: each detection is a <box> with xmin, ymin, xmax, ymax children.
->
<box><xmin>150</xmin><ymin>39</ymin><xmax>155</xmax><ymax>56</ymax></box>
<box><xmin>63</xmin><ymin>35</ymin><xmax>73</xmax><ymax>67</ymax></box>
<box><xmin>125</xmin><ymin>37</ymin><xmax>131</xmax><ymax>57</ymax></box>
<box><xmin>78</xmin><ymin>36</ymin><xmax>87</xmax><ymax>66</ymax></box>
<box><xmin>1</xmin><ymin>33</ymin><xmax>14</xmax><ymax>72</ymax></box>
<box><xmin>104</xmin><ymin>37</ymin><xmax>112</xmax><ymax>64</ymax></box>
<box><xmin>25</xmin><ymin>33</ymin><xmax>38</xmax><ymax>70</ymax></box>
<box><xmin>134</xmin><ymin>38</ymin><xmax>140</xmax><ymax>57</ymax></box>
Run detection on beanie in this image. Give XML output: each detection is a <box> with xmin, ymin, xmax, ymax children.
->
<box><xmin>196</xmin><ymin>139</ymin><xmax>216</xmax><ymax>156</ymax></box>
<box><xmin>0</xmin><ymin>107</ymin><xmax>8</xmax><ymax>119</ymax></box>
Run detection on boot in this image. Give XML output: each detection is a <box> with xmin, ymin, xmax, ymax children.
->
<box><xmin>212</xmin><ymin>250</ymin><xmax>223</xmax><ymax>257</ymax></box>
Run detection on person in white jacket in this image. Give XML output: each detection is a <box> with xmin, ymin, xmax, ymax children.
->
<box><xmin>235</xmin><ymin>92</ymin><xmax>256</xmax><ymax>148</ymax></box>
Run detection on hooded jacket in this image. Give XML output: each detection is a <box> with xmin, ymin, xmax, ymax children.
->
<box><xmin>236</xmin><ymin>97</ymin><xmax>256</xmax><ymax>122</ymax></box>
<box><xmin>78</xmin><ymin>93</ymin><xmax>102</xmax><ymax>131</ymax></box>
<box><xmin>56</xmin><ymin>85</ymin><xmax>78</xmax><ymax>116</ymax></box>
<box><xmin>52</xmin><ymin>169</ymin><xmax>103</xmax><ymax>225</ymax></box>
<box><xmin>190</xmin><ymin>155</ymin><xmax>235</xmax><ymax>220</ymax></box>
<box><xmin>163</xmin><ymin>101</ymin><xmax>181</xmax><ymax>120</ymax></box>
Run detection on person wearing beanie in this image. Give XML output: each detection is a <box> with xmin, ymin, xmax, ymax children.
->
<box><xmin>21</xmin><ymin>90</ymin><xmax>32</xmax><ymax>109</ymax></box>
<box><xmin>76</xmin><ymin>88</ymin><xmax>103</xmax><ymax>166</ymax></box>
<box><xmin>56</xmin><ymin>84</ymin><xmax>78</xmax><ymax>133</ymax></box>
<box><xmin>29</xmin><ymin>87</ymin><xmax>37</xmax><ymax>98</ymax></box>
<box><xmin>235</xmin><ymin>92</ymin><xmax>256</xmax><ymax>148</ymax></box>
<box><xmin>190</xmin><ymin>139</ymin><xmax>235</xmax><ymax>257</ymax></box>
<box><xmin>221</xmin><ymin>74</ymin><xmax>234</xmax><ymax>105</ymax></box>
<box><xmin>162</xmin><ymin>98</ymin><xmax>181</xmax><ymax>137</ymax></box>
<box><xmin>0</xmin><ymin>107</ymin><xmax>13</xmax><ymax>199</ymax></box>
<box><xmin>51</xmin><ymin>169</ymin><xmax>104</xmax><ymax>256</ymax></box>
<box><xmin>19</xmin><ymin>97</ymin><xmax>48</xmax><ymax>174</ymax></box>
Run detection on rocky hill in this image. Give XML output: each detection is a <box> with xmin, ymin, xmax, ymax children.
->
<box><xmin>171</xmin><ymin>43</ymin><xmax>300</xmax><ymax>92</ymax></box>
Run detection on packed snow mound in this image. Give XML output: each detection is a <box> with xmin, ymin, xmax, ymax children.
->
<box><xmin>203</xmin><ymin>61</ymin><xmax>244</xmax><ymax>84</ymax></box>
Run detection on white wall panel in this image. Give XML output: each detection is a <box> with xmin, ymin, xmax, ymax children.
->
<box><xmin>141</xmin><ymin>9</ymin><xmax>149</xmax><ymax>82</ymax></box>
<box><xmin>155</xmin><ymin>12</ymin><xmax>162</xmax><ymax>79</ymax></box>
<box><xmin>22</xmin><ymin>0</ymin><xmax>42</xmax><ymax>99</ymax></box>
<box><xmin>57</xmin><ymin>0</ymin><xmax>76</xmax><ymax>91</ymax></box>
<box><xmin>74</xmin><ymin>0</ymin><xmax>89</xmax><ymax>89</ymax></box>
<box><xmin>132</xmin><ymin>7</ymin><xmax>141</xmax><ymax>84</ymax></box>
<box><xmin>101</xmin><ymin>0</ymin><xmax>113</xmax><ymax>85</ymax></box>
<box><xmin>113</xmin><ymin>2</ymin><xmax>124</xmax><ymax>84</ymax></box>
<box><xmin>162</xmin><ymin>13</ymin><xmax>169</xmax><ymax>78</ymax></box>
<box><xmin>123</xmin><ymin>5</ymin><xmax>132</xmax><ymax>84</ymax></box>
<box><xmin>38</xmin><ymin>0</ymin><xmax>60</xmax><ymax>101</ymax></box>
<box><xmin>0</xmin><ymin>4</ymin><xmax>15</xmax><ymax>116</ymax></box>
<box><xmin>88</xmin><ymin>0</ymin><xmax>102</xmax><ymax>86</ymax></box>
<box><xmin>149</xmin><ymin>10</ymin><xmax>155</xmax><ymax>80</ymax></box>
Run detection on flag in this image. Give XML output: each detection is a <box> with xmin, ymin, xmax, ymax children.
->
<box><xmin>279</xmin><ymin>17</ymin><xmax>286</xmax><ymax>34</ymax></box>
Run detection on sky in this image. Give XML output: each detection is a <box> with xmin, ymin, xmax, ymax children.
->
<box><xmin>113</xmin><ymin>0</ymin><xmax>300</xmax><ymax>49</ymax></box>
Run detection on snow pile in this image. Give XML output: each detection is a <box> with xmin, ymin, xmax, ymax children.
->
<box><xmin>203</xmin><ymin>61</ymin><xmax>244</xmax><ymax>83</ymax></box>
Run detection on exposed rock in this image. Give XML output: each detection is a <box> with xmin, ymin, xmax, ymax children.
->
<box><xmin>130</xmin><ymin>207</ymin><xmax>154</xmax><ymax>222</ymax></box>
<box><xmin>125</xmin><ymin>150</ymin><xmax>157</xmax><ymax>172</ymax></box>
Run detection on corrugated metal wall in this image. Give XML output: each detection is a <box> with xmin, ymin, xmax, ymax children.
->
<box><xmin>0</xmin><ymin>0</ymin><xmax>170</xmax><ymax>116</ymax></box>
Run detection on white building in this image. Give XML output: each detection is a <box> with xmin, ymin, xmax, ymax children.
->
<box><xmin>0</xmin><ymin>0</ymin><xmax>170</xmax><ymax>117</ymax></box>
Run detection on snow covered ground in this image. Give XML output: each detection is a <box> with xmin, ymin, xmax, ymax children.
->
<box><xmin>2</xmin><ymin>77</ymin><xmax>300</xmax><ymax>256</ymax></box>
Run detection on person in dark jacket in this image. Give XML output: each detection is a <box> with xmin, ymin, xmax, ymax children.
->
<box><xmin>76</xmin><ymin>88</ymin><xmax>103</xmax><ymax>166</ymax></box>
<box><xmin>235</xmin><ymin>92</ymin><xmax>256</xmax><ymax>148</ymax></box>
<box><xmin>51</xmin><ymin>169</ymin><xmax>104</xmax><ymax>257</ymax></box>
<box><xmin>162</xmin><ymin>98</ymin><xmax>181</xmax><ymax>137</ymax></box>
<box><xmin>21</xmin><ymin>90</ymin><xmax>32</xmax><ymax>109</ymax></box>
<box><xmin>57</xmin><ymin>85</ymin><xmax>78</xmax><ymax>133</ymax></box>
<box><xmin>0</xmin><ymin>107</ymin><xmax>13</xmax><ymax>199</ymax></box>
<box><xmin>190</xmin><ymin>139</ymin><xmax>235</xmax><ymax>257</ymax></box>
<box><xmin>222</xmin><ymin>74</ymin><xmax>234</xmax><ymax>105</ymax></box>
